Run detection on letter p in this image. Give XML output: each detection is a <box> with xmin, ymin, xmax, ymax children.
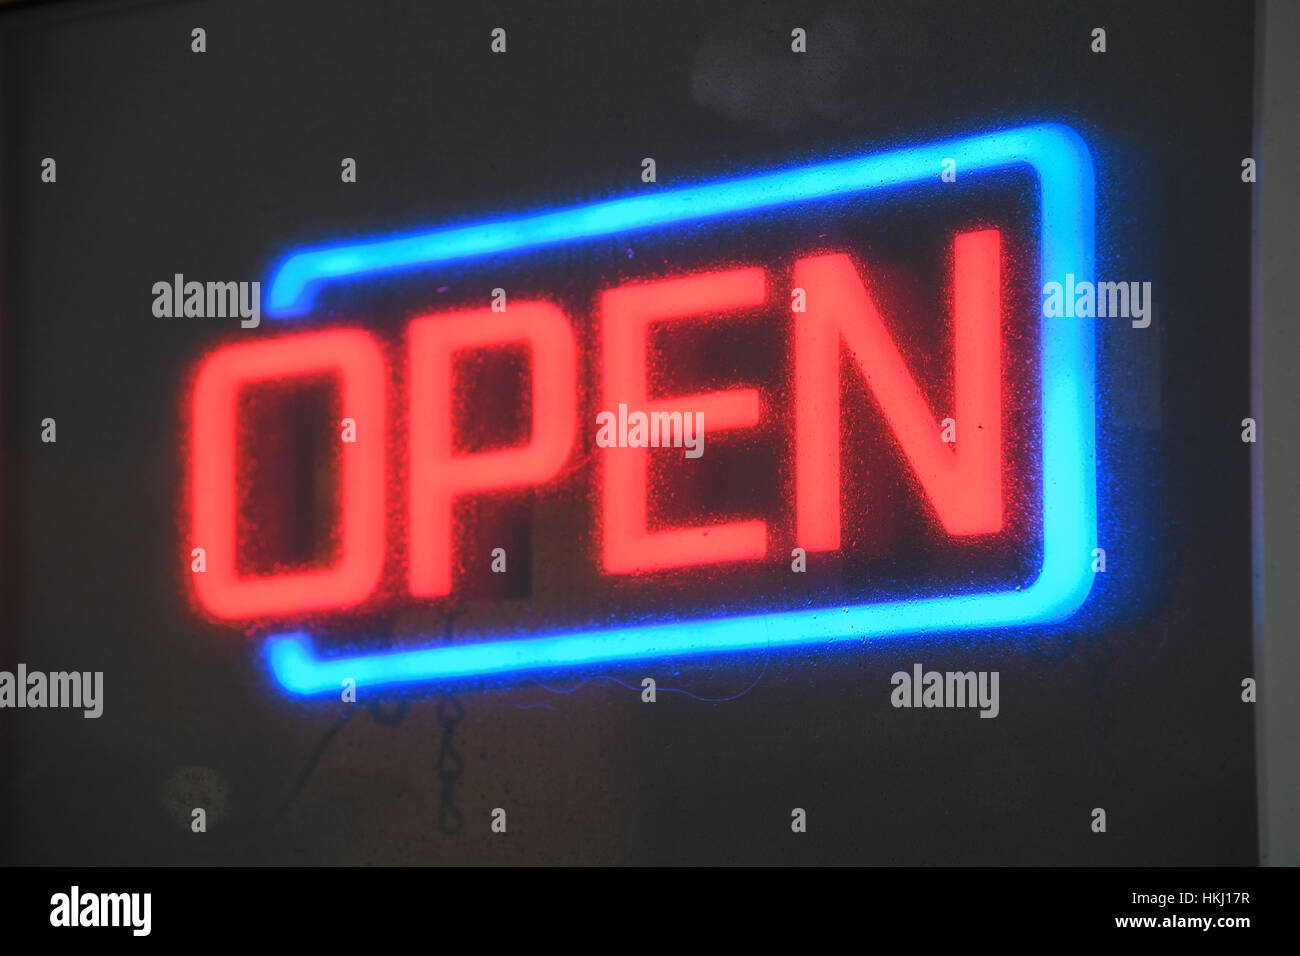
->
<box><xmin>408</xmin><ymin>303</ymin><xmax>577</xmax><ymax>596</ymax></box>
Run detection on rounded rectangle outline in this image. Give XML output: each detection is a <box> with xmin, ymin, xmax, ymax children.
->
<box><xmin>258</xmin><ymin>122</ymin><xmax>1097</xmax><ymax>695</ymax></box>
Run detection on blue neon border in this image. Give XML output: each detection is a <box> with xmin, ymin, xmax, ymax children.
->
<box><xmin>261</xmin><ymin>122</ymin><xmax>1096</xmax><ymax>696</ymax></box>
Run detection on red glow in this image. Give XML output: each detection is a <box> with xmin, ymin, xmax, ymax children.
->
<box><xmin>599</xmin><ymin>269</ymin><xmax>768</xmax><ymax>574</ymax></box>
<box><xmin>794</xmin><ymin>229</ymin><xmax>1003</xmax><ymax>551</ymax></box>
<box><xmin>191</xmin><ymin>329</ymin><xmax>386</xmax><ymax>618</ymax></box>
<box><xmin>408</xmin><ymin>303</ymin><xmax>577</xmax><ymax>596</ymax></box>
<box><xmin>189</xmin><ymin>234</ymin><xmax>1014</xmax><ymax>620</ymax></box>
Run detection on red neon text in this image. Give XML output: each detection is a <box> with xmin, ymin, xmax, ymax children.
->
<box><xmin>189</xmin><ymin>230</ymin><xmax>1004</xmax><ymax>620</ymax></box>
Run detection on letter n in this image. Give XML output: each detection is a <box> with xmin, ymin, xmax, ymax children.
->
<box><xmin>793</xmin><ymin>229</ymin><xmax>1003</xmax><ymax>550</ymax></box>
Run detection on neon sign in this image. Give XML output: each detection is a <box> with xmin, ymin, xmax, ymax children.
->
<box><xmin>187</xmin><ymin>123</ymin><xmax>1097</xmax><ymax>695</ymax></box>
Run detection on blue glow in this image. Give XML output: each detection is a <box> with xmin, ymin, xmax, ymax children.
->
<box><xmin>262</xmin><ymin>122</ymin><xmax>1097</xmax><ymax>695</ymax></box>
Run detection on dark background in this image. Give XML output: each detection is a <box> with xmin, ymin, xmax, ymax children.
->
<box><xmin>0</xmin><ymin>0</ymin><xmax>1256</xmax><ymax>864</ymax></box>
